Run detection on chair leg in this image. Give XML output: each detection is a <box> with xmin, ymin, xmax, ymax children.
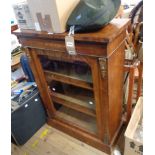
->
<box><xmin>136</xmin><ymin>62</ymin><xmax>143</xmax><ymax>101</ymax></box>
<box><xmin>126</xmin><ymin>67</ymin><xmax>135</xmax><ymax>123</ymax></box>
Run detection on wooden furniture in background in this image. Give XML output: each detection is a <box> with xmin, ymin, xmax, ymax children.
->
<box><xmin>13</xmin><ymin>19</ymin><xmax>130</xmax><ymax>154</ymax></box>
<box><xmin>124</xmin><ymin>59</ymin><xmax>141</xmax><ymax>123</ymax></box>
<box><xmin>11</xmin><ymin>24</ymin><xmax>18</xmax><ymax>33</ymax></box>
<box><xmin>11</xmin><ymin>53</ymin><xmax>22</xmax><ymax>70</ymax></box>
<box><xmin>136</xmin><ymin>62</ymin><xmax>143</xmax><ymax>100</ymax></box>
<box><xmin>123</xmin><ymin>11</ymin><xmax>143</xmax><ymax>123</ymax></box>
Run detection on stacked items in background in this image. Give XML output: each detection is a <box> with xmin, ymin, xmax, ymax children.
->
<box><xmin>11</xmin><ymin>81</ymin><xmax>36</xmax><ymax>99</ymax></box>
<box><xmin>11</xmin><ymin>46</ymin><xmax>26</xmax><ymax>82</ymax></box>
<box><xmin>12</xmin><ymin>0</ymin><xmax>80</xmax><ymax>33</ymax></box>
<box><xmin>11</xmin><ymin>46</ymin><xmax>22</xmax><ymax>57</ymax></box>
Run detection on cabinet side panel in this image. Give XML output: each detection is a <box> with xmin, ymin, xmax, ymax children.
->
<box><xmin>108</xmin><ymin>42</ymin><xmax>125</xmax><ymax>142</ymax></box>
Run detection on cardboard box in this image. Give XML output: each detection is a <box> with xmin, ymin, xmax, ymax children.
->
<box><xmin>12</xmin><ymin>1</ymin><xmax>35</xmax><ymax>30</ymax></box>
<box><xmin>27</xmin><ymin>0</ymin><xmax>80</xmax><ymax>33</ymax></box>
<box><xmin>124</xmin><ymin>97</ymin><xmax>143</xmax><ymax>155</ymax></box>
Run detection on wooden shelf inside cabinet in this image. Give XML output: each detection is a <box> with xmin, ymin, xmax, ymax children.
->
<box><xmin>51</xmin><ymin>92</ymin><xmax>96</xmax><ymax>117</ymax></box>
<box><xmin>55</xmin><ymin>106</ymin><xmax>97</xmax><ymax>134</ymax></box>
<box><xmin>44</xmin><ymin>70</ymin><xmax>93</xmax><ymax>90</ymax></box>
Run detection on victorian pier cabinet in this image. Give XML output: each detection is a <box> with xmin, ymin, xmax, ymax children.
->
<box><xmin>14</xmin><ymin>19</ymin><xmax>130</xmax><ymax>154</ymax></box>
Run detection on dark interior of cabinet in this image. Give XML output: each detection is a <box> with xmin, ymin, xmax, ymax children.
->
<box><xmin>39</xmin><ymin>55</ymin><xmax>93</xmax><ymax>84</ymax></box>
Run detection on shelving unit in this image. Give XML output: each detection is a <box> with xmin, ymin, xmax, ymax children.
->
<box><xmin>44</xmin><ymin>70</ymin><xmax>93</xmax><ymax>90</ymax></box>
<box><xmin>13</xmin><ymin>18</ymin><xmax>130</xmax><ymax>154</ymax></box>
<box><xmin>51</xmin><ymin>92</ymin><xmax>96</xmax><ymax>117</ymax></box>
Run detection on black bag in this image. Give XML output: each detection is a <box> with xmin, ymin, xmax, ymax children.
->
<box><xmin>11</xmin><ymin>88</ymin><xmax>47</xmax><ymax>145</ymax></box>
<box><xmin>67</xmin><ymin>0</ymin><xmax>121</xmax><ymax>32</ymax></box>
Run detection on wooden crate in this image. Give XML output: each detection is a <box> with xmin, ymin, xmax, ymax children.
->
<box><xmin>27</xmin><ymin>0</ymin><xmax>80</xmax><ymax>33</ymax></box>
<box><xmin>124</xmin><ymin>97</ymin><xmax>143</xmax><ymax>155</ymax></box>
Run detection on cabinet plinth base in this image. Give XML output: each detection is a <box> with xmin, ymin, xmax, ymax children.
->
<box><xmin>47</xmin><ymin>118</ymin><xmax>122</xmax><ymax>155</ymax></box>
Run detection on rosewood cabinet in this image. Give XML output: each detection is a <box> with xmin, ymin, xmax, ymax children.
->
<box><xmin>14</xmin><ymin>19</ymin><xmax>130</xmax><ymax>154</ymax></box>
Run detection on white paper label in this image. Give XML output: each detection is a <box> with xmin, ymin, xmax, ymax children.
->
<box><xmin>67</xmin><ymin>42</ymin><xmax>74</xmax><ymax>47</ymax></box>
<box><xmin>65</xmin><ymin>36</ymin><xmax>76</xmax><ymax>55</ymax></box>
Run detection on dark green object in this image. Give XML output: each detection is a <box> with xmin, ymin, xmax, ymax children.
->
<box><xmin>66</xmin><ymin>0</ymin><xmax>121</xmax><ymax>32</ymax></box>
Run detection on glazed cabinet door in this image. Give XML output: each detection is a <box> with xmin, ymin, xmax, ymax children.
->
<box><xmin>27</xmin><ymin>48</ymin><xmax>106</xmax><ymax>139</ymax></box>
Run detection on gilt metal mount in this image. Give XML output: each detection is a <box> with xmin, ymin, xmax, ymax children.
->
<box><xmin>99</xmin><ymin>57</ymin><xmax>107</xmax><ymax>78</ymax></box>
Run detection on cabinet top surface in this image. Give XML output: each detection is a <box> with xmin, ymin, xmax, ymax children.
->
<box><xmin>13</xmin><ymin>19</ymin><xmax>130</xmax><ymax>43</ymax></box>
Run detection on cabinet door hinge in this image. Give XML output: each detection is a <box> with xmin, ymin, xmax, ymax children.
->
<box><xmin>99</xmin><ymin>57</ymin><xmax>107</xmax><ymax>78</ymax></box>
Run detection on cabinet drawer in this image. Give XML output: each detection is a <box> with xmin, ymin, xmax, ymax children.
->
<box><xmin>20</xmin><ymin>37</ymin><xmax>107</xmax><ymax>57</ymax></box>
